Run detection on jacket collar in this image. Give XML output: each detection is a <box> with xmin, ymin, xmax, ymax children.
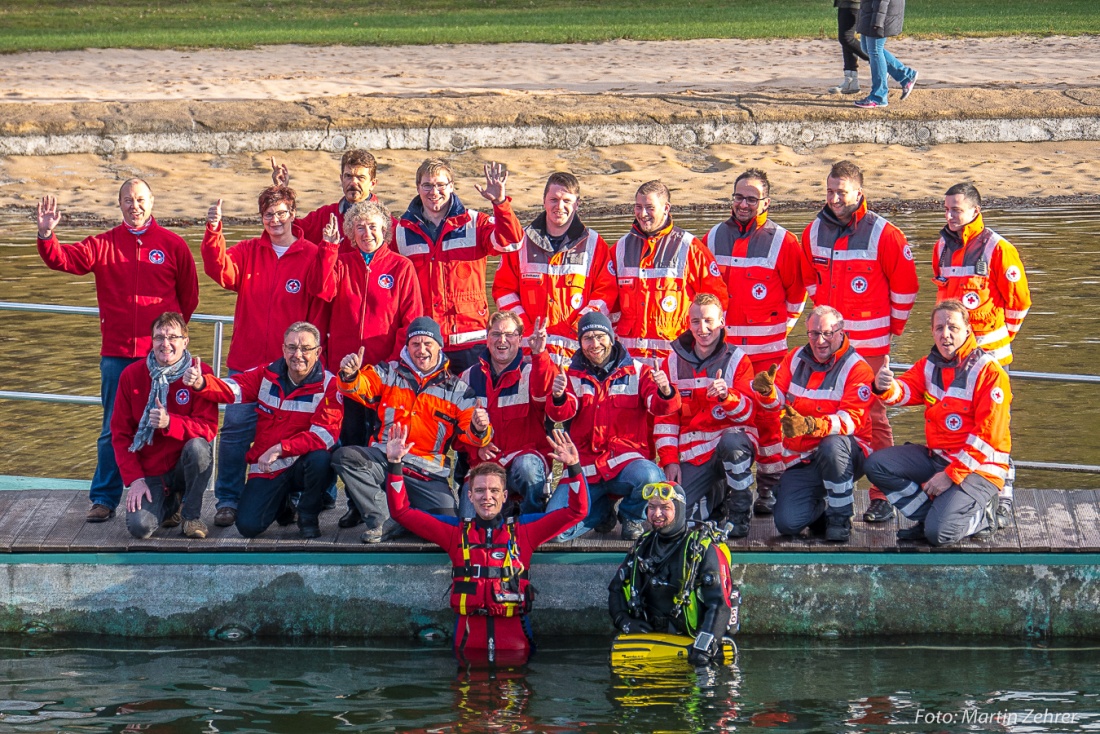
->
<box><xmin>525</xmin><ymin>212</ymin><xmax>588</xmax><ymax>251</ymax></box>
<box><xmin>940</xmin><ymin>213</ymin><xmax>986</xmax><ymax>250</ymax></box>
<box><xmin>726</xmin><ymin>211</ymin><xmax>769</xmax><ymax>236</ymax></box>
<box><xmin>571</xmin><ymin>340</ymin><xmax>630</xmax><ymax>380</ymax></box>
<box><xmin>671</xmin><ymin>330</ymin><xmax>728</xmax><ymax>369</ymax></box>
<box><xmin>929</xmin><ymin>332</ymin><xmax>979</xmax><ymax>368</ymax></box>
<box><xmin>400</xmin><ymin>347</ymin><xmax>449</xmax><ymax>386</ymax></box>
<box><xmin>630</xmin><ymin>217</ymin><xmax>675</xmax><ymax>240</ymax></box>
<box><xmin>801</xmin><ymin>335</ymin><xmax>855</xmax><ymax>372</ymax></box>
<box><xmin>271</xmin><ymin>357</ymin><xmax>324</xmax><ymax>393</ymax></box>
<box><xmin>403</xmin><ymin>193</ymin><xmax>467</xmax><ymax>227</ymax></box>
<box><xmin>817</xmin><ymin>197</ymin><xmax>868</xmax><ymax>231</ymax></box>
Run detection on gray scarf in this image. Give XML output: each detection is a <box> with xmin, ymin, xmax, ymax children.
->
<box><xmin>129</xmin><ymin>350</ymin><xmax>192</xmax><ymax>453</ymax></box>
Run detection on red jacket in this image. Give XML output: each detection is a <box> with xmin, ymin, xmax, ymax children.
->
<box><xmin>308</xmin><ymin>242</ymin><xmax>423</xmax><ymax>373</ymax></box>
<box><xmin>704</xmin><ymin>213</ymin><xmax>809</xmax><ymax>365</ymax></box>
<box><xmin>111</xmin><ymin>358</ymin><xmax>218</xmax><ymax>487</ymax></box>
<box><xmin>612</xmin><ymin>219</ymin><xmax>729</xmax><ymax>363</ymax></box>
<box><xmin>654</xmin><ymin>333</ymin><xmax>757</xmax><ymax>468</ymax></box>
<box><xmin>37</xmin><ymin>220</ymin><xmax>199</xmax><ymax>358</ymax></box>
<box><xmin>394</xmin><ymin>194</ymin><xmax>523</xmax><ymax>351</ymax></box>
<box><xmin>545</xmin><ymin>343</ymin><xmax>681</xmax><ymax>482</ymax></box>
<box><xmin>195</xmin><ymin>359</ymin><xmax>343</xmax><ymax>479</ymax></box>
<box><xmin>493</xmin><ymin>214</ymin><xmax>618</xmax><ymax>364</ymax></box>
<box><xmin>386</xmin><ymin>463</ymin><xmax>588</xmax><ymax>617</ymax></box>
<box><xmin>881</xmin><ymin>334</ymin><xmax>1012</xmax><ymax>488</ymax></box>
<box><xmin>758</xmin><ymin>337</ymin><xmax>875</xmax><ymax>465</ymax></box>
<box><xmin>459</xmin><ymin>349</ymin><xmax>557</xmax><ymax>468</ymax></box>
<box><xmin>801</xmin><ymin>200</ymin><xmax>919</xmax><ymax>357</ymax></box>
<box><xmin>201</xmin><ymin>222</ymin><xmax>323</xmax><ymax>372</ymax></box>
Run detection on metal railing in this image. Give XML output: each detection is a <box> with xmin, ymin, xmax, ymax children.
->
<box><xmin>1</xmin><ymin>300</ymin><xmax>1098</xmax><ymax>475</ymax></box>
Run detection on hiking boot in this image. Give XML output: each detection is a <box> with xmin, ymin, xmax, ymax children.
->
<box><xmin>338</xmin><ymin>506</ymin><xmax>363</xmax><ymax>528</ymax></box>
<box><xmin>825</xmin><ymin>516</ymin><xmax>851</xmax><ymax>542</ymax></box>
<box><xmin>160</xmin><ymin>509</ymin><xmax>182</xmax><ymax>529</ymax></box>
<box><xmin>621</xmin><ymin>520</ymin><xmax>646</xmax><ymax>541</ymax></box>
<box><xmin>829</xmin><ymin>70</ymin><xmax>861</xmax><ymax>95</ymax></box>
<box><xmin>724</xmin><ymin>512</ymin><xmax>751</xmax><ymax>539</ymax></box>
<box><xmin>896</xmin><ymin>523</ymin><xmax>927</xmax><ymax>541</ymax></box>
<box><xmin>380</xmin><ymin>519</ymin><xmax>407</xmax><ymax>542</ymax></box>
<box><xmin>182</xmin><ymin>519</ymin><xmax>208</xmax><ymax>539</ymax></box>
<box><xmin>298</xmin><ymin>519</ymin><xmax>321</xmax><ymax>539</ymax></box>
<box><xmin>974</xmin><ymin>495</ymin><xmax>998</xmax><ymax>539</ymax></box>
<box><xmin>900</xmin><ymin>70</ymin><xmax>919</xmax><ymax>101</ymax></box>
<box><xmin>753</xmin><ymin>475</ymin><xmax>778</xmax><ymax>516</ymax></box>
<box><xmin>214</xmin><ymin>507</ymin><xmax>237</xmax><ymax>527</ymax></box>
<box><xmin>996</xmin><ymin>499</ymin><xmax>1012</xmax><ymax>530</ymax></box>
<box><xmin>86</xmin><ymin>503</ymin><xmax>115</xmax><ymax>522</ymax></box>
<box><xmin>863</xmin><ymin>499</ymin><xmax>896</xmax><ymax>523</ymax></box>
<box><xmin>360</xmin><ymin>526</ymin><xmax>383</xmax><ymax>544</ymax></box>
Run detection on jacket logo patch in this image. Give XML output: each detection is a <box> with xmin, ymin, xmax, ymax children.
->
<box><xmin>990</xmin><ymin>387</ymin><xmax>1005</xmax><ymax>404</ymax></box>
<box><xmin>945</xmin><ymin>413</ymin><xmax>963</xmax><ymax>431</ymax></box>
<box><xmin>751</xmin><ymin>283</ymin><xmax>767</xmax><ymax>300</ymax></box>
<box><xmin>175</xmin><ymin>388</ymin><xmax>190</xmax><ymax>405</ymax></box>
<box><xmin>851</xmin><ymin>276</ymin><xmax>868</xmax><ymax>294</ymax></box>
<box><xmin>857</xmin><ymin>385</ymin><xmax>871</xmax><ymax>402</ymax></box>
<box><xmin>962</xmin><ymin>292</ymin><xmax>981</xmax><ymax>309</ymax></box>
<box><xmin>711</xmin><ymin>405</ymin><xmax>726</xmax><ymax>420</ymax></box>
<box><xmin>1005</xmin><ymin>265</ymin><xmax>1022</xmax><ymax>283</ymax></box>
<box><xmin>377</xmin><ymin>274</ymin><xmax>395</xmax><ymax>290</ymax></box>
<box><xmin>490</xmin><ymin>551</ymin><xmax>506</xmax><ymax>560</ymax></box>
<box><xmin>608</xmin><ymin>260</ymin><xmax>617</xmax><ymax>276</ymax></box>
<box><xmin>618</xmin><ymin>277</ymin><xmax>634</xmax><ymax>287</ymax></box>
<box><xmin>903</xmin><ymin>245</ymin><xmax>914</xmax><ymax>261</ymax></box>
<box><xmin>257</xmin><ymin>403</ymin><xmax>274</xmax><ymax>415</ymax></box>
<box><xmin>660</xmin><ymin>295</ymin><xmax>678</xmax><ymax>313</ymax></box>
<box><xmin>285</xmin><ymin>279</ymin><xmax>302</xmax><ymax>294</ymax></box>
<box><xmin>570</xmin><ymin>292</ymin><xmax>584</xmax><ymax>310</ymax></box>
<box><xmin>522</xmin><ymin>272</ymin><xmax>541</xmax><ymax>280</ymax></box>
<box><xmin>708</xmin><ymin>261</ymin><xmax>721</xmax><ymax>278</ymax></box>
<box><xmin>148</xmin><ymin>249</ymin><xmax>165</xmax><ymax>264</ymax></box>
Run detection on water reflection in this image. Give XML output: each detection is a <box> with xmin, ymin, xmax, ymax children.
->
<box><xmin>1</xmin><ymin>204</ymin><xmax>1098</xmax><ymax>488</ymax></box>
<box><xmin>1</xmin><ymin>635</ymin><xmax>1099</xmax><ymax>732</ymax></box>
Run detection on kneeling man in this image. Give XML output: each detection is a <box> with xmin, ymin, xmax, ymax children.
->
<box><xmin>865</xmin><ymin>299</ymin><xmax>1010</xmax><ymax>545</ymax></box>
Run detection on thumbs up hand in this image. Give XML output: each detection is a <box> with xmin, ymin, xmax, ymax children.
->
<box><xmin>706</xmin><ymin>368</ymin><xmax>729</xmax><ymax>401</ymax></box>
<box><xmin>471</xmin><ymin>397</ymin><xmax>491</xmax><ymax>433</ymax></box>
<box><xmin>340</xmin><ymin>347</ymin><xmax>365</xmax><ymax>381</ymax></box>
<box><xmin>780</xmin><ymin>404</ymin><xmax>819</xmax><ymax>438</ymax></box>
<box><xmin>875</xmin><ymin>356</ymin><xmax>895</xmax><ymax>392</ymax></box>
<box><xmin>182</xmin><ymin>356</ymin><xmax>204</xmax><ymax>388</ymax></box>
<box><xmin>207</xmin><ymin>199</ymin><xmax>223</xmax><ymax>227</ymax></box>
<box><xmin>652</xmin><ymin>367</ymin><xmax>672</xmax><ymax>397</ymax></box>
<box><xmin>752</xmin><ymin>363</ymin><xmax>779</xmax><ymax>397</ymax></box>
<box><xmin>552</xmin><ymin>365</ymin><xmax>569</xmax><ymax>399</ymax></box>
<box><xmin>149</xmin><ymin>396</ymin><xmax>171</xmax><ymax>429</ymax></box>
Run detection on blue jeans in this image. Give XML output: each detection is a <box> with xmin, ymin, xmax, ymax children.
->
<box><xmin>860</xmin><ymin>35</ymin><xmax>915</xmax><ymax>105</ymax></box>
<box><xmin>90</xmin><ymin>355</ymin><xmax>141</xmax><ymax>509</ymax></box>
<box><xmin>546</xmin><ymin>458</ymin><xmax>663</xmax><ymax>541</ymax></box>
<box><xmin>214</xmin><ymin>369</ymin><xmax>257</xmax><ymax>511</ymax></box>
<box><xmin>457</xmin><ymin>452</ymin><xmax>549</xmax><ymax>517</ymax></box>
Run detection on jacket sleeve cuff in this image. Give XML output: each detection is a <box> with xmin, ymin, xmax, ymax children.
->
<box><xmin>387</xmin><ymin>461</ymin><xmax>403</xmax><ymax>477</ymax></box>
<box><xmin>565</xmin><ymin>463</ymin><xmax>582</xmax><ymax>478</ymax></box>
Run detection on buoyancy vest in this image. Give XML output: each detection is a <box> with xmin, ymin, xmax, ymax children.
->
<box><xmin>451</xmin><ymin>515</ymin><xmax>533</xmax><ymax>618</ymax></box>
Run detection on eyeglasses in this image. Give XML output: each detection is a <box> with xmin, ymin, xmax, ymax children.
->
<box><xmin>152</xmin><ymin>335</ymin><xmax>186</xmax><ymax>344</ymax></box>
<box><xmin>488</xmin><ymin>330</ymin><xmax>522</xmax><ymax>341</ymax></box>
<box><xmin>283</xmin><ymin>344</ymin><xmax>320</xmax><ymax>354</ymax></box>
<box><xmin>807</xmin><ymin>330</ymin><xmax>841</xmax><ymax>340</ymax></box>
<box><xmin>733</xmin><ymin>194</ymin><xmax>762</xmax><ymax>206</ymax></box>
<box><xmin>641</xmin><ymin>482</ymin><xmax>686</xmax><ymax>502</ymax></box>
<box><xmin>418</xmin><ymin>182</ymin><xmax>452</xmax><ymax>192</ymax></box>
<box><xmin>262</xmin><ymin>209</ymin><xmax>292</xmax><ymax>221</ymax></box>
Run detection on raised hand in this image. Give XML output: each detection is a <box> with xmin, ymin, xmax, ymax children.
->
<box><xmin>323</xmin><ymin>212</ymin><xmax>341</xmax><ymax>244</ymax></box>
<box><xmin>752</xmin><ymin>363</ymin><xmax>779</xmax><ymax>397</ymax></box>
<box><xmin>706</xmin><ymin>368</ymin><xmax>729</xmax><ymax>401</ymax></box>
<box><xmin>652</xmin><ymin>368</ymin><xmax>672</xmax><ymax>396</ymax></box>
<box><xmin>529</xmin><ymin>316</ymin><xmax>548</xmax><ymax>355</ymax></box>
<box><xmin>149</xmin><ymin>397</ymin><xmax>170</xmax><ymax>430</ymax></box>
<box><xmin>207</xmin><ymin>199</ymin><xmax>223</xmax><ymax>228</ymax></box>
<box><xmin>182</xmin><ymin>356</ymin><xmax>204</xmax><ymax>389</ymax></box>
<box><xmin>552</xmin><ymin>365</ymin><xmax>569</xmax><ymax>399</ymax></box>
<box><xmin>474</xmin><ymin>161</ymin><xmax>508</xmax><ymax>205</ymax></box>
<box><xmin>37</xmin><ymin>195</ymin><xmax>60</xmax><ymax>238</ymax></box>
<box><xmin>477</xmin><ymin>442</ymin><xmax>501</xmax><ymax>462</ymax></box>
<box><xmin>875</xmin><ymin>355</ymin><xmax>895</xmax><ymax>392</ymax></box>
<box><xmin>385</xmin><ymin>423</ymin><xmax>415</xmax><ymax>463</ymax></box>
<box><xmin>340</xmin><ymin>347</ymin><xmax>365</xmax><ymax>381</ymax></box>
<box><xmin>546</xmin><ymin>428</ymin><xmax>580</xmax><ymax>466</ymax></box>
<box><xmin>471</xmin><ymin>398</ymin><xmax>491</xmax><ymax>433</ymax></box>
<box><xmin>270</xmin><ymin>156</ymin><xmax>290</xmax><ymax>187</ymax></box>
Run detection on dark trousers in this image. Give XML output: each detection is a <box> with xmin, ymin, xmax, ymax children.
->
<box><xmin>773</xmin><ymin>435</ymin><xmax>864</xmax><ymax>535</ymax></box>
<box><xmin>864</xmin><ymin>443</ymin><xmax>999</xmax><ymax>546</ymax></box>
<box><xmin>332</xmin><ymin>445</ymin><xmax>456</xmax><ymax>530</ymax></box>
<box><xmin>838</xmin><ymin>5</ymin><xmax>869</xmax><ymax>71</ymax></box>
<box><xmin>678</xmin><ymin>431</ymin><xmax>756</xmax><ymax>521</ymax></box>
<box><xmin>236</xmin><ymin>449</ymin><xmax>333</xmax><ymax>537</ymax></box>
<box><xmin>126</xmin><ymin>438</ymin><xmax>213</xmax><ymax>539</ymax></box>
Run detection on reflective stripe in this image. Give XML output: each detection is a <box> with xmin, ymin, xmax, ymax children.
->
<box><xmin>725</xmin><ymin>323</ymin><xmax>787</xmax><ymax>337</ymax></box>
<box><xmin>620</xmin><ymin>337</ymin><xmax>671</xmax><ymax>352</ymax></box>
<box><xmin>394</xmin><ymin>227</ymin><xmax>430</xmax><ymax>256</ymax></box>
<box><xmin>966</xmin><ymin>434</ymin><xmax>1010</xmax><ymax>464</ymax></box>
<box><xmin>496</xmin><ymin>293</ymin><xmax>521</xmax><ymax>309</ymax></box>
<box><xmin>890</xmin><ymin>291</ymin><xmax>917</xmax><ymax>304</ymax></box>
<box><xmin>653</xmin><ymin>424</ymin><xmax>679</xmax><ymax>436</ymax></box>
<box><xmin>707</xmin><ymin>221</ymin><xmax>787</xmax><ymax>269</ymax></box>
<box><xmin>310</xmin><ymin>425</ymin><xmax>336</xmax><ymax>449</ymax></box>
<box><xmin>849</xmin><ymin>334</ymin><xmax>891</xmax><ymax>350</ymax></box>
<box><xmin>448</xmin><ymin>329</ymin><xmax>487</xmax><ymax>346</ymax></box>
<box><xmin>1005</xmin><ymin>308</ymin><xmax>1030</xmax><ymax>321</ymax></box>
<box><xmin>607</xmin><ymin>451</ymin><xmax>644</xmax><ymax>471</ymax></box>
<box><xmin>249</xmin><ymin>455</ymin><xmax>299</xmax><ymax>475</ymax></box>
<box><xmin>496</xmin><ymin>365</ymin><xmax>532</xmax><ymax>407</ymax></box>
<box><xmin>589</xmin><ymin>298</ymin><xmax>609</xmax><ymax>314</ymax></box>
<box><xmin>974</xmin><ymin>325</ymin><xmax>1010</xmax><ymax>345</ymax></box>
<box><xmin>844</xmin><ymin>315</ymin><xmax>891</xmax><ymax>330</ymax></box>
<box><xmin>441</xmin><ymin>210</ymin><xmax>479</xmax><ymax>252</ymax></box>
<box><xmin>222</xmin><ymin>377</ymin><xmax>244</xmax><ymax>404</ymax></box>
<box><xmin>258</xmin><ymin>378</ymin><xmax>325</xmax><ymax>414</ymax></box>
<box><xmin>891</xmin><ymin>308</ymin><xmax>910</xmax><ymax>320</ymax></box>
<box><xmin>808</xmin><ymin>214</ymin><xmax>887</xmax><ymax>261</ymax></box>
<box><xmin>518</xmin><ymin>229</ymin><xmax>600</xmax><ymax>276</ymax></box>
<box><xmin>546</xmin><ymin>334</ymin><xmax>580</xmax><ymax>351</ymax></box>
<box><xmin>655</xmin><ymin>437</ymin><xmax>678</xmax><ymax>450</ymax></box>
<box><xmin>615</xmin><ymin>229</ymin><xmax>693</xmax><ymax>279</ymax></box>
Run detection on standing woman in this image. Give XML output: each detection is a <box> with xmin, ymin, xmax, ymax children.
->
<box><xmin>854</xmin><ymin>0</ymin><xmax>919</xmax><ymax>108</ymax></box>
<box><xmin>829</xmin><ymin>0</ymin><xmax>869</xmax><ymax>95</ymax></box>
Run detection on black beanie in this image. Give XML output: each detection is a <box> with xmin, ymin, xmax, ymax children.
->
<box><xmin>577</xmin><ymin>311</ymin><xmax>615</xmax><ymax>341</ymax></box>
<box><xmin>407</xmin><ymin>317</ymin><xmax>444</xmax><ymax>347</ymax></box>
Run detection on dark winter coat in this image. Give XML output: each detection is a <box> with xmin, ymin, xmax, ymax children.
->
<box><xmin>857</xmin><ymin>0</ymin><xmax>905</xmax><ymax>38</ymax></box>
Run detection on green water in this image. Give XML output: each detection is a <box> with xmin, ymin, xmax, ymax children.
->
<box><xmin>2</xmin><ymin>634</ymin><xmax>1098</xmax><ymax>732</ymax></box>
<box><xmin>1</xmin><ymin>204</ymin><xmax>1098</xmax><ymax>488</ymax></box>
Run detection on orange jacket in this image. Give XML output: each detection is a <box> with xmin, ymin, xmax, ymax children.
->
<box><xmin>931</xmin><ymin>214</ymin><xmax>1031</xmax><ymax>366</ymax></box>
<box><xmin>880</xmin><ymin>333</ymin><xmax>1012</xmax><ymax>488</ymax></box>
<box><xmin>758</xmin><ymin>337</ymin><xmax>875</xmax><ymax>464</ymax></box>
<box><xmin>612</xmin><ymin>219</ymin><xmax>729</xmax><ymax>363</ymax></box>
<box><xmin>704</xmin><ymin>212</ymin><xmax>808</xmax><ymax>364</ymax></box>
<box><xmin>654</xmin><ymin>332</ymin><xmax>757</xmax><ymax>468</ymax></box>
<box><xmin>394</xmin><ymin>194</ymin><xmax>523</xmax><ymax>351</ymax></box>
<box><xmin>338</xmin><ymin>351</ymin><xmax>492</xmax><ymax>481</ymax></box>
<box><xmin>801</xmin><ymin>200</ymin><xmax>919</xmax><ymax>357</ymax></box>
<box><xmin>493</xmin><ymin>214</ymin><xmax>618</xmax><ymax>365</ymax></box>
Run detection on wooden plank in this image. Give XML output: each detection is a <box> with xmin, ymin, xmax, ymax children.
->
<box><xmin>68</xmin><ymin>504</ymin><xmax>132</xmax><ymax>553</ymax></box>
<box><xmin>1067</xmin><ymin>490</ymin><xmax>1100</xmax><ymax>553</ymax></box>
<box><xmin>1036</xmin><ymin>489</ymin><xmax>1082</xmax><ymax>551</ymax></box>
<box><xmin>39</xmin><ymin>492</ymin><xmax>95</xmax><ymax>551</ymax></box>
<box><xmin>0</xmin><ymin>492</ymin><xmax>23</xmax><ymax>550</ymax></box>
<box><xmin>0</xmin><ymin>494</ymin><xmax>46</xmax><ymax>551</ymax></box>
<box><xmin>1013</xmin><ymin>489</ymin><xmax>1051</xmax><ymax>552</ymax></box>
<box><xmin>850</xmin><ymin>492</ymin><xmax>893</xmax><ymax>552</ymax></box>
<box><xmin>10</xmin><ymin>492</ymin><xmax>82</xmax><ymax>552</ymax></box>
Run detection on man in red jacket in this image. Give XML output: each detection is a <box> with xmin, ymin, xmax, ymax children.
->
<box><xmin>270</xmin><ymin>149</ymin><xmax>381</xmax><ymax>251</ymax></box>
<box><xmin>800</xmin><ymin>160</ymin><xmax>918</xmax><ymax>524</ymax></box>
<box><xmin>113</xmin><ymin>312</ymin><xmax>217</xmax><ymax>540</ymax></box>
<box><xmin>201</xmin><ymin>186</ymin><xmax>325</xmax><ymax>528</ymax></box>
<box><xmin>184</xmin><ymin>321</ymin><xmax>343</xmax><ymax>539</ymax></box>
<box><xmin>458</xmin><ymin>311</ymin><xmax>557</xmax><ymax>515</ymax></box>
<box><xmin>384</xmin><ymin>423</ymin><xmax>588</xmax><ymax>666</ymax></box>
<box><xmin>394</xmin><ymin>159</ymin><xmax>524</xmax><ymax>375</ymax></box>
<box><xmin>36</xmin><ymin>180</ymin><xmax>199</xmax><ymax>522</ymax></box>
